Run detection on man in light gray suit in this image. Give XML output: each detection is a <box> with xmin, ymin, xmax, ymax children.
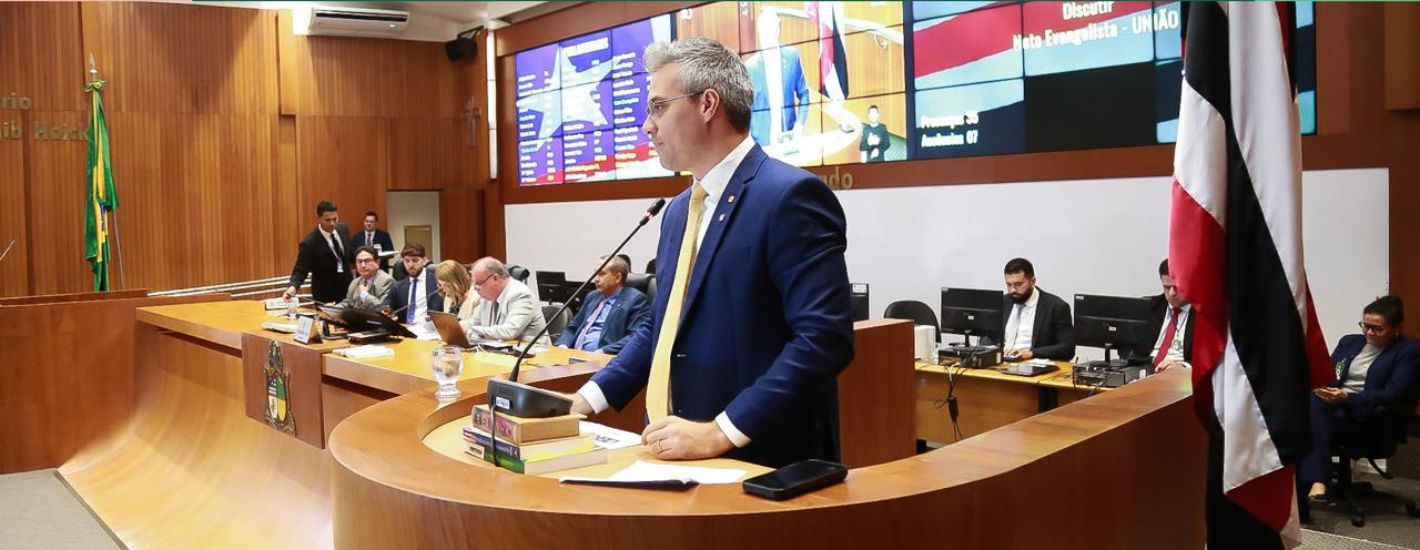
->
<box><xmin>464</xmin><ymin>257</ymin><xmax>550</xmax><ymax>344</ymax></box>
<box><xmin>337</xmin><ymin>246</ymin><xmax>395</xmax><ymax>309</ymax></box>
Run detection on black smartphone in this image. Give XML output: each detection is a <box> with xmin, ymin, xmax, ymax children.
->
<box><xmin>742</xmin><ymin>459</ymin><xmax>847</xmax><ymax>500</ymax></box>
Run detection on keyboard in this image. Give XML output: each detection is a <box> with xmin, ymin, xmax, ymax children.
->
<box><xmin>1001</xmin><ymin>363</ymin><xmax>1060</xmax><ymax>377</ymax></box>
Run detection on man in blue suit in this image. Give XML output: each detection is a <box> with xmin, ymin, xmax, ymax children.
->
<box><xmin>570</xmin><ymin>37</ymin><xmax>855</xmax><ymax>467</ymax></box>
<box><xmin>556</xmin><ymin>255</ymin><xmax>650</xmax><ymax>355</ymax></box>
<box><xmin>1300</xmin><ymin>295</ymin><xmax>1420</xmax><ymax>502</ymax></box>
<box><xmin>744</xmin><ymin>12</ymin><xmax>810</xmax><ymax>147</ymax></box>
<box><xmin>349</xmin><ymin>211</ymin><xmax>396</xmax><ymax>273</ymax></box>
<box><xmin>386</xmin><ymin>243</ymin><xmax>444</xmax><ymax>324</ymax></box>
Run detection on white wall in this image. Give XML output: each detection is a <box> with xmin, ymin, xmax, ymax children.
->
<box><xmin>387</xmin><ymin>191</ymin><xmax>442</xmax><ymax>263</ymax></box>
<box><xmin>507</xmin><ymin>168</ymin><xmax>1388</xmax><ymax>358</ymax></box>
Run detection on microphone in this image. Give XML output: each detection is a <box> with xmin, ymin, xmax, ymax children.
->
<box><xmin>488</xmin><ymin>197</ymin><xmax>667</xmax><ymax>419</ymax></box>
<box><xmin>0</xmin><ymin>240</ymin><xmax>14</xmax><ymax>264</ymax></box>
<box><xmin>387</xmin><ymin>286</ymin><xmax>443</xmax><ymax>323</ymax></box>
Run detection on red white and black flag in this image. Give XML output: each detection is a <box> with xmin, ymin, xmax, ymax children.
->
<box><xmin>1169</xmin><ymin>2</ymin><xmax>1334</xmax><ymax>548</ymax></box>
<box><xmin>809</xmin><ymin>1</ymin><xmax>850</xmax><ymax>101</ymax></box>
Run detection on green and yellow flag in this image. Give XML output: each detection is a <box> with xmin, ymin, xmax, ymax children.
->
<box><xmin>83</xmin><ymin>79</ymin><xmax>117</xmax><ymax>291</ymax></box>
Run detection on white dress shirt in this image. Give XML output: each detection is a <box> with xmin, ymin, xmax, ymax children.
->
<box><xmin>576</xmin><ymin>135</ymin><xmax>758</xmax><ymax>448</ymax></box>
<box><xmin>319</xmin><ymin>226</ymin><xmax>344</xmax><ymax>273</ymax></box>
<box><xmin>1004</xmin><ymin>288</ymin><xmax>1039</xmax><ymax>352</ymax></box>
<box><xmin>406</xmin><ymin>269</ymin><xmax>428</xmax><ymax>324</ymax></box>
<box><xmin>1150</xmin><ymin>304</ymin><xmax>1192</xmax><ymax>365</ymax></box>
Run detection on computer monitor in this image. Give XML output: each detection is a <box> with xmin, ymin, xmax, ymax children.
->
<box><xmin>560</xmin><ymin>280</ymin><xmax>587</xmax><ymax>313</ymax></box>
<box><xmin>850</xmin><ymin>283</ymin><xmax>870</xmax><ymax>322</ymax></box>
<box><xmin>536</xmin><ymin>271</ymin><xmax>570</xmax><ymax>303</ymax></box>
<box><xmin>1073</xmin><ymin>294</ymin><xmax>1154</xmax><ymax>363</ymax></box>
<box><xmin>940</xmin><ymin>287</ymin><xmax>1002</xmax><ymax>345</ymax></box>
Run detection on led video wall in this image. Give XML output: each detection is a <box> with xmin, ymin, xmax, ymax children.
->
<box><xmin>514</xmin><ymin>1</ymin><xmax>1317</xmax><ymax>186</ymax></box>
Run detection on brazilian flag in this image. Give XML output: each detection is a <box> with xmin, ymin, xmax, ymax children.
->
<box><xmin>83</xmin><ymin>79</ymin><xmax>117</xmax><ymax>291</ymax></box>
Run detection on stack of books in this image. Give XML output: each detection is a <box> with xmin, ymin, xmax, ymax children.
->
<box><xmin>466</xmin><ymin>405</ymin><xmax>607</xmax><ymax>475</ymax></box>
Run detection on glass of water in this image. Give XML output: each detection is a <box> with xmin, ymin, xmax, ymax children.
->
<box><xmin>431</xmin><ymin>346</ymin><xmax>464</xmax><ymax>399</ymax></box>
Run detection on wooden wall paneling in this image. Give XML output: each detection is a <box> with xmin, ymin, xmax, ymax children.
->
<box><xmin>392</xmin><ymin>40</ymin><xmax>463</xmax><ymax>119</ymax></box>
<box><xmin>389</xmin><ymin>117</ymin><xmax>467</xmax><ymax>190</ymax></box>
<box><xmin>0</xmin><ymin>138</ymin><xmax>29</xmax><ymax>297</ymax></box>
<box><xmin>294</xmin><ymin>36</ymin><xmax>399</xmax><ymax>116</ymax></box>
<box><xmin>0</xmin><ymin>3</ymin><xmax>85</xmax><ymax>112</ymax></box>
<box><xmin>438</xmin><ymin>188</ymin><xmax>482</xmax><ymax>262</ymax></box>
<box><xmin>80</xmin><ymin>2</ymin><xmax>279</xmax><ymax>115</ymax></box>
<box><xmin>296</xmin><ymin>115</ymin><xmax>389</xmax><ymax>230</ymax></box>
<box><xmin>276</xmin><ymin>9</ymin><xmax>300</xmax><ymax>116</ymax></box>
<box><xmin>274</xmin><ymin>115</ymin><xmax>301</xmax><ymax>276</ymax></box>
<box><xmin>24</xmin><ymin>110</ymin><xmax>90</xmax><ymax>295</ymax></box>
<box><xmin>1383</xmin><ymin>3</ymin><xmax>1420</xmax><ymax>111</ymax></box>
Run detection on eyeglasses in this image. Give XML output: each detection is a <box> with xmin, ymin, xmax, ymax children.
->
<box><xmin>645</xmin><ymin>92</ymin><xmax>702</xmax><ymax>120</ymax></box>
<box><xmin>473</xmin><ymin>271</ymin><xmax>497</xmax><ymax>289</ymax></box>
<box><xmin>1359</xmin><ymin>322</ymin><xmax>1387</xmax><ymax>333</ymax></box>
<box><xmin>355</xmin><ymin>257</ymin><xmax>377</xmax><ymax>264</ymax></box>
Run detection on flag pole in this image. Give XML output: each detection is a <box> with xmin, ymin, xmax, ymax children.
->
<box><xmin>89</xmin><ymin>53</ymin><xmax>125</xmax><ymax>290</ymax></box>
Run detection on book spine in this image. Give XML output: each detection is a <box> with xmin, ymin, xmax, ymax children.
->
<box><xmin>468</xmin><ymin>443</ymin><xmax>527</xmax><ymax>474</ymax></box>
<box><xmin>471</xmin><ymin>407</ymin><xmax>521</xmax><ymax>443</ymax></box>
<box><xmin>468</xmin><ymin>431</ymin><xmax>523</xmax><ymax>460</ymax></box>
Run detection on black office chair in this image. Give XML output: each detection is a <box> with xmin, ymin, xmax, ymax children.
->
<box><xmin>645</xmin><ymin>258</ymin><xmax>657</xmax><ymax>274</ymax></box>
<box><xmin>542</xmin><ymin>304</ymin><xmax>569</xmax><ymax>343</ymax></box>
<box><xmin>625</xmin><ymin>273</ymin><xmax>656</xmax><ymax>303</ymax></box>
<box><xmin>1312</xmin><ymin>403</ymin><xmax>1420</xmax><ymax>527</ymax></box>
<box><xmin>507</xmin><ymin>265</ymin><xmax>531</xmax><ymax>283</ymax></box>
<box><xmin>883</xmin><ymin>300</ymin><xmax>939</xmax><ymax>343</ymax></box>
<box><xmin>850</xmin><ymin>283</ymin><xmax>870</xmax><ymax>322</ymax></box>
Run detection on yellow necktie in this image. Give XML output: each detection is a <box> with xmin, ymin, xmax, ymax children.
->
<box><xmin>647</xmin><ymin>183</ymin><xmax>707</xmax><ymax>421</ymax></box>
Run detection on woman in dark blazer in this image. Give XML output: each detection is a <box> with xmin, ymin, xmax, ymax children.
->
<box><xmin>1301</xmin><ymin>295</ymin><xmax>1420</xmax><ymax>502</ymax></box>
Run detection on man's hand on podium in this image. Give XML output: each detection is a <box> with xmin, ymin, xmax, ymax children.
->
<box><xmin>641</xmin><ymin>416</ymin><xmax>733</xmax><ymax>460</ymax></box>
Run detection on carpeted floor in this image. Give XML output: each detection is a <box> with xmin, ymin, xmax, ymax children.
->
<box><xmin>0</xmin><ymin>469</ymin><xmax>120</xmax><ymax>550</ymax></box>
<box><xmin>1305</xmin><ymin>474</ymin><xmax>1420</xmax><ymax>549</ymax></box>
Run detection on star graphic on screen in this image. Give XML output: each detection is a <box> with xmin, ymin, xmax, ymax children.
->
<box><xmin>559</xmin><ymin>50</ymin><xmax>613</xmax><ymax>130</ymax></box>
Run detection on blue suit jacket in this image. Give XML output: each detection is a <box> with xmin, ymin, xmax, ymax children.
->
<box><xmin>590</xmin><ymin>144</ymin><xmax>855</xmax><ymax>467</ymax></box>
<box><xmin>1331</xmin><ymin>334</ymin><xmax>1420</xmax><ymax>421</ymax></box>
<box><xmin>746</xmin><ymin>48</ymin><xmax>810</xmax><ymax>147</ymax></box>
<box><xmin>556</xmin><ymin>287</ymin><xmax>651</xmax><ymax>355</ymax></box>
<box><xmin>387</xmin><ymin>266</ymin><xmax>445</xmax><ymax>322</ymax></box>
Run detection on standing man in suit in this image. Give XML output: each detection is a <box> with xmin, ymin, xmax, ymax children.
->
<box><xmin>336</xmin><ymin>246</ymin><xmax>395</xmax><ymax>309</ymax></box>
<box><xmin>1301</xmin><ymin>296</ymin><xmax>1420</xmax><ymax>502</ymax></box>
<box><xmin>284</xmin><ymin>200</ymin><xmax>351</xmax><ymax>304</ymax></box>
<box><xmin>464</xmin><ymin>257</ymin><xmax>549</xmax><ymax>344</ymax></box>
<box><xmin>744</xmin><ymin>12</ymin><xmax>810</xmax><ymax>147</ymax></box>
<box><xmin>349</xmin><ymin>211</ymin><xmax>395</xmax><ymax>273</ymax></box>
<box><xmin>557</xmin><ymin>255</ymin><xmax>651</xmax><ymax>355</ymax></box>
<box><xmin>386</xmin><ymin>243</ymin><xmax>443</xmax><ymax>324</ymax></box>
<box><xmin>998</xmin><ymin>257</ymin><xmax>1075</xmax><ymax>361</ymax></box>
<box><xmin>1140</xmin><ymin>259</ymin><xmax>1195</xmax><ymax>372</ymax></box>
<box><xmin>569</xmin><ymin>37</ymin><xmax>855</xmax><ymax>468</ymax></box>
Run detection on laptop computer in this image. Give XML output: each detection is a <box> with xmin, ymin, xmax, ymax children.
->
<box><xmin>429</xmin><ymin>311</ymin><xmax>537</xmax><ymax>358</ymax></box>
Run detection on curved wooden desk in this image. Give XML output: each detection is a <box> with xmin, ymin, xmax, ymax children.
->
<box><xmin>331</xmin><ymin>367</ymin><xmax>1206</xmax><ymax>549</ymax></box>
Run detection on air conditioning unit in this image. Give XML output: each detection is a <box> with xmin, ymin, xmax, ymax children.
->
<box><xmin>305</xmin><ymin>6</ymin><xmax>409</xmax><ymax>38</ymax></box>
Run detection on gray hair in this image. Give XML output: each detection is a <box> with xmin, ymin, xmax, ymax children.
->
<box><xmin>472</xmin><ymin>256</ymin><xmax>509</xmax><ymax>278</ymax></box>
<box><xmin>643</xmin><ymin>37</ymin><xmax>753</xmax><ymax>132</ymax></box>
<box><xmin>600</xmin><ymin>255</ymin><xmax>630</xmax><ymax>279</ymax></box>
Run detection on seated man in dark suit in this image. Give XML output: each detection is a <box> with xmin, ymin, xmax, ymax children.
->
<box><xmin>386</xmin><ymin>243</ymin><xmax>444</xmax><ymax>325</ymax></box>
<box><xmin>1138</xmin><ymin>259</ymin><xmax>1196</xmax><ymax>372</ymax></box>
<box><xmin>349</xmin><ymin>211</ymin><xmax>395</xmax><ymax>272</ymax></box>
<box><xmin>997</xmin><ymin>257</ymin><xmax>1074</xmax><ymax>360</ymax></box>
<box><xmin>556</xmin><ymin>255</ymin><xmax>651</xmax><ymax>355</ymax></box>
<box><xmin>284</xmin><ymin>200</ymin><xmax>351</xmax><ymax>304</ymax></box>
<box><xmin>1301</xmin><ymin>296</ymin><xmax>1420</xmax><ymax>503</ymax></box>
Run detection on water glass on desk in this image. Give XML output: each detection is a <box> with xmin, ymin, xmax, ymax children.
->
<box><xmin>431</xmin><ymin>346</ymin><xmax>464</xmax><ymax>399</ymax></box>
